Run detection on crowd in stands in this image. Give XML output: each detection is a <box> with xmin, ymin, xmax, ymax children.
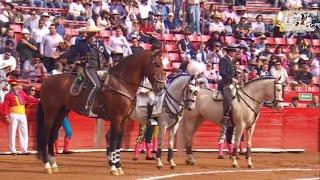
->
<box><xmin>0</xmin><ymin>0</ymin><xmax>319</xmax><ymax>104</ymax></box>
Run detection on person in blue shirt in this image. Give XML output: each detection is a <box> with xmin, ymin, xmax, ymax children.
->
<box><xmin>152</xmin><ymin>0</ymin><xmax>169</xmax><ymax>20</ymax></box>
<box><xmin>54</xmin><ymin>15</ymin><xmax>65</xmax><ymax>37</ymax></box>
<box><xmin>164</xmin><ymin>12</ymin><xmax>182</xmax><ymax>34</ymax></box>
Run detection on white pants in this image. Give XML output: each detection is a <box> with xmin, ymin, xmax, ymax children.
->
<box><xmin>8</xmin><ymin>114</ymin><xmax>28</xmax><ymax>153</ymax></box>
<box><xmin>147</xmin><ymin>92</ymin><xmax>155</xmax><ymax>105</ymax></box>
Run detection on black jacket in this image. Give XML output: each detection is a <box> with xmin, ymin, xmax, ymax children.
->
<box><xmin>219</xmin><ymin>55</ymin><xmax>235</xmax><ymax>85</ymax></box>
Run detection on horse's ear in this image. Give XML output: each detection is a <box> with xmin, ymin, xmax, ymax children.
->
<box><xmin>190</xmin><ymin>75</ymin><xmax>195</xmax><ymax>81</ymax></box>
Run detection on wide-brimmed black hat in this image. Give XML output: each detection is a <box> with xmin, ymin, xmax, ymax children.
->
<box><xmin>224</xmin><ymin>43</ymin><xmax>239</xmax><ymax>51</ymax></box>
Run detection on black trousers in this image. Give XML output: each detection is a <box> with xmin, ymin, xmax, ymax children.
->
<box><xmin>43</xmin><ymin>56</ymin><xmax>55</xmax><ymax>72</ymax></box>
<box><xmin>218</xmin><ymin>82</ymin><xmax>232</xmax><ymax>116</ymax></box>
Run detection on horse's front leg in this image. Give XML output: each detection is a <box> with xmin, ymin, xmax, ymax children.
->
<box><xmin>246</xmin><ymin>123</ymin><xmax>256</xmax><ymax>168</ymax></box>
<box><xmin>108</xmin><ymin>120</ymin><xmax>121</xmax><ymax>176</ymax></box>
<box><xmin>231</xmin><ymin>124</ymin><xmax>245</xmax><ymax>168</ymax></box>
<box><xmin>156</xmin><ymin>123</ymin><xmax>166</xmax><ymax>169</ymax></box>
<box><xmin>115</xmin><ymin>129</ymin><xmax>125</xmax><ymax>175</ymax></box>
<box><xmin>168</xmin><ymin>124</ymin><xmax>179</xmax><ymax>170</ymax></box>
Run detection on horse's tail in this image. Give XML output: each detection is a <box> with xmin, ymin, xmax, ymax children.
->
<box><xmin>177</xmin><ymin>114</ymin><xmax>188</xmax><ymax>152</ymax></box>
<box><xmin>94</xmin><ymin>118</ymin><xmax>105</xmax><ymax>148</ymax></box>
<box><xmin>36</xmin><ymin>101</ymin><xmax>45</xmax><ymax>160</ymax></box>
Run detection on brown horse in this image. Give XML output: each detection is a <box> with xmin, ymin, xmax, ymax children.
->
<box><xmin>36</xmin><ymin>51</ymin><xmax>166</xmax><ymax>175</ymax></box>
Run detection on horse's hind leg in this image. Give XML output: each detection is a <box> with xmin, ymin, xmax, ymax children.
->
<box><xmin>48</xmin><ymin>110</ymin><xmax>67</xmax><ymax>173</ymax></box>
<box><xmin>246</xmin><ymin>123</ymin><xmax>256</xmax><ymax>168</ymax></box>
<box><xmin>231</xmin><ymin>123</ymin><xmax>245</xmax><ymax>168</ymax></box>
<box><xmin>168</xmin><ymin>124</ymin><xmax>179</xmax><ymax>170</ymax></box>
<box><xmin>156</xmin><ymin>123</ymin><xmax>167</xmax><ymax>169</ymax></box>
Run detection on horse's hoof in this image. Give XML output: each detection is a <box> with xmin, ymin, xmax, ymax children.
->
<box><xmin>117</xmin><ymin>168</ymin><xmax>124</xmax><ymax>175</ymax></box>
<box><xmin>51</xmin><ymin>167</ymin><xmax>59</xmax><ymax>173</ymax></box>
<box><xmin>190</xmin><ymin>162</ymin><xmax>197</xmax><ymax>166</ymax></box>
<box><xmin>218</xmin><ymin>155</ymin><xmax>224</xmax><ymax>159</ymax></box>
<box><xmin>247</xmin><ymin>165</ymin><xmax>254</xmax><ymax>168</ymax></box>
<box><xmin>185</xmin><ymin>160</ymin><xmax>191</xmax><ymax>165</ymax></box>
<box><xmin>232</xmin><ymin>164</ymin><xmax>239</xmax><ymax>168</ymax></box>
<box><xmin>44</xmin><ymin>168</ymin><xmax>52</xmax><ymax>174</ymax></box>
<box><xmin>170</xmin><ymin>165</ymin><xmax>176</xmax><ymax>170</ymax></box>
<box><xmin>110</xmin><ymin>170</ymin><xmax>119</xmax><ymax>176</ymax></box>
<box><xmin>157</xmin><ymin>165</ymin><xmax>163</xmax><ymax>170</ymax></box>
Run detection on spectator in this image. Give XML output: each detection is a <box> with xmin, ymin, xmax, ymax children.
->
<box><xmin>40</xmin><ymin>24</ymin><xmax>64</xmax><ymax>72</ymax></box>
<box><xmin>296</xmin><ymin>64</ymin><xmax>313</xmax><ymax>86</ymax></box>
<box><xmin>26</xmin><ymin>86</ymin><xmax>37</xmax><ymax>98</ymax></box>
<box><xmin>125</xmin><ymin>12</ymin><xmax>136</xmax><ymax>35</ymax></box>
<box><xmin>177</xmin><ymin>31</ymin><xmax>193</xmax><ymax>55</ymax></box>
<box><xmin>0</xmin><ymin>2</ymin><xmax>15</xmax><ymax>25</ymax></box>
<box><xmin>97</xmin><ymin>10</ymin><xmax>111</xmax><ymax>30</ymax></box>
<box><xmin>301</xmin><ymin>44</ymin><xmax>315</xmax><ymax>60</ymax></box>
<box><xmin>251</xmin><ymin>15</ymin><xmax>265</xmax><ymax>37</ymax></box>
<box><xmin>233</xmin><ymin>6</ymin><xmax>248</xmax><ymax>24</ymax></box>
<box><xmin>109</xmin><ymin>10</ymin><xmax>127</xmax><ymax>32</ymax></box>
<box><xmin>0</xmin><ymin>48</ymin><xmax>17</xmax><ymax>72</ymax></box>
<box><xmin>258</xmin><ymin>43</ymin><xmax>272</xmax><ymax>60</ymax></box>
<box><xmin>54</xmin><ymin>15</ymin><xmax>66</xmax><ymax>37</ymax></box>
<box><xmin>222</xmin><ymin>4</ymin><xmax>235</xmax><ymax>22</ymax></box>
<box><xmin>2</xmin><ymin>79</ymin><xmax>39</xmax><ymax>155</ymax></box>
<box><xmin>270</xmin><ymin>61</ymin><xmax>289</xmax><ymax>85</ymax></box>
<box><xmin>209</xmin><ymin>14</ymin><xmax>225</xmax><ymax>34</ymax></box>
<box><xmin>92</xmin><ymin>0</ymin><xmax>110</xmax><ymax>20</ymax></box>
<box><xmin>235</xmin><ymin>17</ymin><xmax>251</xmax><ymax>37</ymax></box>
<box><xmin>248</xmin><ymin>43</ymin><xmax>259</xmax><ymax>61</ymax></box>
<box><xmin>23</xmin><ymin>10</ymin><xmax>40</xmax><ymax>33</ymax></box>
<box><xmin>164</xmin><ymin>12</ymin><xmax>182</xmax><ymax>34</ymax></box>
<box><xmin>154</xmin><ymin>13</ymin><xmax>165</xmax><ymax>34</ymax></box>
<box><xmin>173</xmin><ymin>0</ymin><xmax>182</xmax><ymax>22</ymax></box>
<box><xmin>204</xmin><ymin>63</ymin><xmax>219</xmax><ymax>84</ymax></box>
<box><xmin>131</xmin><ymin>37</ymin><xmax>144</xmax><ymax>54</ymax></box>
<box><xmin>287</xmin><ymin>45</ymin><xmax>301</xmax><ymax>73</ymax></box>
<box><xmin>309</xmin><ymin>57</ymin><xmax>319</xmax><ymax>77</ymax></box>
<box><xmin>51</xmin><ymin>61</ymin><xmax>63</xmax><ymax>75</ymax></box>
<box><xmin>107</xmin><ymin>26</ymin><xmax>132</xmax><ymax>62</ymax></box>
<box><xmin>22</xmin><ymin>53</ymin><xmax>47</xmax><ymax>81</ymax></box>
<box><xmin>259</xmin><ymin>63</ymin><xmax>270</xmax><ymax>77</ymax></box>
<box><xmin>286</xmin><ymin>0</ymin><xmax>303</xmax><ymax>9</ymax></box>
<box><xmin>288</xmin><ymin>96</ymin><xmax>300</xmax><ymax>107</ymax></box>
<box><xmin>31</xmin><ymin>20</ymin><xmax>50</xmax><ymax>49</ymax></box>
<box><xmin>27</xmin><ymin>0</ymin><xmax>44</xmax><ymax>7</ymax></box>
<box><xmin>273</xmin><ymin>7</ymin><xmax>287</xmax><ymax>38</ymax></box>
<box><xmin>153</xmin><ymin>0</ymin><xmax>169</xmax><ymax>20</ymax></box>
<box><xmin>306</xmin><ymin>95</ymin><xmax>319</xmax><ymax>107</ymax></box>
<box><xmin>256</xmin><ymin>35</ymin><xmax>266</xmax><ymax>53</ymax></box>
<box><xmin>84</xmin><ymin>1</ymin><xmax>93</xmax><ymax>20</ymax></box>
<box><xmin>0</xmin><ymin>40</ymin><xmax>17</xmax><ymax>58</ymax></box>
<box><xmin>110</xmin><ymin>0</ymin><xmax>126</xmax><ymax>19</ymax></box>
<box><xmin>128</xmin><ymin>19</ymin><xmax>141</xmax><ymax>40</ymax></box>
<box><xmin>196</xmin><ymin>42</ymin><xmax>208</xmax><ymax>64</ymax></box>
<box><xmin>224</xmin><ymin>18</ymin><xmax>234</xmax><ymax>36</ymax></box>
<box><xmin>125</xmin><ymin>0</ymin><xmax>140</xmax><ymax>17</ymax></box>
<box><xmin>68</xmin><ymin>0</ymin><xmax>86</xmax><ymax>21</ymax></box>
<box><xmin>139</xmin><ymin>0</ymin><xmax>152</xmax><ymax>20</ymax></box>
<box><xmin>187</xmin><ymin>0</ymin><xmax>201</xmax><ymax>35</ymax></box>
<box><xmin>0</xmin><ymin>29</ymin><xmax>16</xmax><ymax>52</ymax></box>
<box><xmin>274</xmin><ymin>0</ymin><xmax>286</xmax><ymax>8</ymax></box>
<box><xmin>207</xmin><ymin>42</ymin><xmax>223</xmax><ymax>64</ymax></box>
<box><xmin>273</xmin><ymin>46</ymin><xmax>288</xmax><ymax>67</ymax></box>
<box><xmin>206</xmin><ymin>31</ymin><xmax>222</xmax><ymax>52</ymax></box>
<box><xmin>40</xmin><ymin>12</ymin><xmax>52</xmax><ymax>27</ymax></box>
<box><xmin>16</xmin><ymin>29</ymin><xmax>38</xmax><ymax>69</ymax></box>
<box><xmin>139</xmin><ymin>18</ymin><xmax>158</xmax><ymax>44</ymax></box>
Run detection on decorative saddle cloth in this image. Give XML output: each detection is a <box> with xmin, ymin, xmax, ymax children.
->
<box><xmin>135</xmin><ymin>93</ymin><xmax>165</xmax><ymax>118</ymax></box>
<box><xmin>212</xmin><ymin>84</ymin><xmax>237</xmax><ymax>101</ymax></box>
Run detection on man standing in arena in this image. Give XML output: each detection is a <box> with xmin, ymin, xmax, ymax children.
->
<box><xmin>2</xmin><ymin>79</ymin><xmax>39</xmax><ymax>155</ymax></box>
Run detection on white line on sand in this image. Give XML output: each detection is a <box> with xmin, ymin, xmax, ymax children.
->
<box><xmin>292</xmin><ymin>178</ymin><xmax>320</xmax><ymax>180</ymax></box>
<box><xmin>137</xmin><ymin>168</ymin><xmax>320</xmax><ymax>180</ymax></box>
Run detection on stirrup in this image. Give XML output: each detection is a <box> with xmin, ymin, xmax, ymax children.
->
<box><xmin>148</xmin><ymin>118</ymin><xmax>158</xmax><ymax>126</ymax></box>
<box><xmin>220</xmin><ymin>116</ymin><xmax>230</xmax><ymax>126</ymax></box>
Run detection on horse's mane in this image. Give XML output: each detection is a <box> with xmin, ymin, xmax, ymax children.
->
<box><xmin>167</xmin><ymin>72</ymin><xmax>190</xmax><ymax>85</ymax></box>
<box><xmin>244</xmin><ymin>77</ymin><xmax>276</xmax><ymax>87</ymax></box>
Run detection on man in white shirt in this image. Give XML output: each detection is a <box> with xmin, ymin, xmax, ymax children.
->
<box><xmin>68</xmin><ymin>0</ymin><xmax>86</xmax><ymax>21</ymax></box>
<box><xmin>31</xmin><ymin>20</ymin><xmax>50</xmax><ymax>48</ymax></box>
<box><xmin>195</xmin><ymin>43</ymin><xmax>208</xmax><ymax>64</ymax></box>
<box><xmin>209</xmin><ymin>14</ymin><xmax>225</xmax><ymax>34</ymax></box>
<box><xmin>139</xmin><ymin>0</ymin><xmax>152</xmax><ymax>19</ymax></box>
<box><xmin>222</xmin><ymin>4</ymin><xmax>235</xmax><ymax>22</ymax></box>
<box><xmin>40</xmin><ymin>24</ymin><xmax>64</xmax><ymax>72</ymax></box>
<box><xmin>0</xmin><ymin>49</ymin><xmax>16</xmax><ymax>72</ymax></box>
<box><xmin>107</xmin><ymin>27</ymin><xmax>132</xmax><ymax>62</ymax></box>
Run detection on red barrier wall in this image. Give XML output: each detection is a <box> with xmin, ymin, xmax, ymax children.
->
<box><xmin>0</xmin><ymin>106</ymin><xmax>319</xmax><ymax>152</ymax></box>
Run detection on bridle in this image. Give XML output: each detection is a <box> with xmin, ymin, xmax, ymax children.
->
<box><xmin>149</xmin><ymin>50</ymin><xmax>166</xmax><ymax>92</ymax></box>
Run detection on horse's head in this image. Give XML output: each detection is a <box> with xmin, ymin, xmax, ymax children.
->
<box><xmin>183</xmin><ymin>75</ymin><xmax>200</xmax><ymax>111</ymax></box>
<box><xmin>144</xmin><ymin>51</ymin><xmax>166</xmax><ymax>94</ymax></box>
<box><xmin>272</xmin><ymin>77</ymin><xmax>284</xmax><ymax>110</ymax></box>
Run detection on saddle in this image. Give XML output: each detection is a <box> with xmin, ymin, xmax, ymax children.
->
<box><xmin>212</xmin><ymin>84</ymin><xmax>237</xmax><ymax>101</ymax></box>
<box><xmin>135</xmin><ymin>93</ymin><xmax>164</xmax><ymax>119</ymax></box>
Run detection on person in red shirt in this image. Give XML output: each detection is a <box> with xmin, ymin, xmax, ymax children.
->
<box><xmin>139</xmin><ymin>18</ymin><xmax>158</xmax><ymax>44</ymax></box>
<box><xmin>3</xmin><ymin>79</ymin><xmax>39</xmax><ymax>155</ymax></box>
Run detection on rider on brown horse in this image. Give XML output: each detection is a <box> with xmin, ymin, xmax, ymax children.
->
<box><xmin>53</xmin><ymin>19</ymin><xmax>110</xmax><ymax>117</ymax></box>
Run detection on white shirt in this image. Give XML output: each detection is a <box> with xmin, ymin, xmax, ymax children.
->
<box><xmin>270</xmin><ymin>67</ymin><xmax>288</xmax><ymax>83</ymax></box>
<box><xmin>209</xmin><ymin>22</ymin><xmax>225</xmax><ymax>33</ymax></box>
<box><xmin>0</xmin><ymin>54</ymin><xmax>16</xmax><ymax>71</ymax></box>
<box><xmin>139</xmin><ymin>0</ymin><xmax>152</xmax><ymax>19</ymax></box>
<box><xmin>234</xmin><ymin>13</ymin><xmax>248</xmax><ymax>24</ymax></box>
<box><xmin>107</xmin><ymin>35</ymin><xmax>132</xmax><ymax>55</ymax></box>
<box><xmin>31</xmin><ymin>27</ymin><xmax>50</xmax><ymax>43</ymax></box>
<box><xmin>22</xmin><ymin>60</ymin><xmax>47</xmax><ymax>79</ymax></box>
<box><xmin>286</xmin><ymin>0</ymin><xmax>302</xmax><ymax>9</ymax></box>
<box><xmin>40</xmin><ymin>33</ymin><xmax>64</xmax><ymax>57</ymax></box>
<box><xmin>251</xmin><ymin>21</ymin><xmax>265</xmax><ymax>33</ymax></box>
<box><xmin>69</xmin><ymin>2</ymin><xmax>85</xmax><ymax>17</ymax></box>
<box><xmin>222</xmin><ymin>10</ymin><xmax>235</xmax><ymax>21</ymax></box>
<box><xmin>310</xmin><ymin>58</ymin><xmax>320</xmax><ymax>77</ymax></box>
<box><xmin>51</xmin><ymin>69</ymin><xmax>62</xmax><ymax>75</ymax></box>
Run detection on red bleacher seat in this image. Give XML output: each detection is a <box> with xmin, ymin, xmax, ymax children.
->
<box><xmin>286</xmin><ymin>38</ymin><xmax>297</xmax><ymax>47</ymax></box>
<box><xmin>174</xmin><ymin>34</ymin><xmax>185</xmax><ymax>41</ymax></box>
<box><xmin>224</xmin><ymin>36</ymin><xmax>236</xmax><ymax>44</ymax></box>
<box><xmin>140</xmin><ymin>43</ymin><xmax>152</xmax><ymax>50</ymax></box>
<box><xmin>310</xmin><ymin>86</ymin><xmax>320</xmax><ymax>92</ymax></box>
<box><xmin>313</xmin><ymin>76</ymin><xmax>320</xmax><ymax>85</ymax></box>
<box><xmin>297</xmin><ymin>86</ymin><xmax>307</xmax><ymax>92</ymax></box>
<box><xmin>65</xmin><ymin>28</ymin><xmax>72</xmax><ymax>35</ymax></box>
<box><xmin>274</xmin><ymin>38</ymin><xmax>286</xmax><ymax>46</ymax></box>
<box><xmin>265</xmin><ymin>37</ymin><xmax>275</xmax><ymax>46</ymax></box>
<box><xmin>282</xmin><ymin>48</ymin><xmax>290</xmax><ymax>53</ymax></box>
<box><xmin>156</xmin><ymin>33</ymin><xmax>162</xmax><ymax>41</ymax></box>
<box><xmin>167</xmin><ymin>53</ymin><xmax>180</xmax><ymax>61</ymax></box>
<box><xmin>200</xmin><ymin>35</ymin><xmax>211</xmax><ymax>43</ymax></box>
<box><xmin>165</xmin><ymin>44</ymin><xmax>177</xmax><ymax>52</ymax></box>
<box><xmin>9</xmin><ymin>24</ymin><xmax>22</xmax><ymax>32</ymax></box>
<box><xmin>162</xmin><ymin>34</ymin><xmax>174</xmax><ymax>42</ymax></box>
<box><xmin>252</xmin><ymin>37</ymin><xmax>260</xmax><ymax>43</ymax></box>
<box><xmin>312</xmin><ymin>39</ymin><xmax>320</xmax><ymax>47</ymax></box>
<box><xmin>188</xmin><ymin>34</ymin><xmax>199</xmax><ymax>42</ymax></box>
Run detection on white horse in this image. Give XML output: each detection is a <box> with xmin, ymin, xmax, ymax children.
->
<box><xmin>177</xmin><ymin>77</ymin><xmax>284</xmax><ymax>168</ymax></box>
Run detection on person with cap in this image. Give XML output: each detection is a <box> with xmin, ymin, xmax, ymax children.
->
<box><xmin>256</xmin><ymin>35</ymin><xmax>266</xmax><ymax>53</ymax></box>
<box><xmin>153</xmin><ymin>0</ymin><xmax>169</xmax><ymax>20</ymax></box>
<box><xmin>23</xmin><ymin>10</ymin><xmax>40</xmax><ymax>33</ymax></box>
<box><xmin>54</xmin><ymin>19</ymin><xmax>110</xmax><ymax>117</ymax></box>
<box><xmin>16</xmin><ymin>28</ymin><xmax>38</xmax><ymax>70</ymax></box>
<box><xmin>110</xmin><ymin>0</ymin><xmax>126</xmax><ymax>19</ymax></box>
<box><xmin>177</xmin><ymin>30</ymin><xmax>193</xmax><ymax>55</ymax></box>
<box><xmin>68</xmin><ymin>0</ymin><xmax>86</xmax><ymax>21</ymax></box>
<box><xmin>187</xmin><ymin>0</ymin><xmax>201</xmax><ymax>35</ymax></box>
<box><xmin>109</xmin><ymin>10</ymin><xmax>127</xmax><ymax>32</ymax></box>
<box><xmin>196</xmin><ymin>42</ymin><xmax>208</xmax><ymax>64</ymax></box>
<box><xmin>97</xmin><ymin>9</ymin><xmax>111</xmax><ymax>30</ymax></box>
<box><xmin>40</xmin><ymin>24</ymin><xmax>64</xmax><ymax>72</ymax></box>
<box><xmin>270</xmin><ymin>60</ymin><xmax>289</xmax><ymax>85</ymax></box>
<box><xmin>259</xmin><ymin>63</ymin><xmax>270</xmax><ymax>77</ymax></box>
<box><xmin>207</xmin><ymin>41</ymin><xmax>223</xmax><ymax>64</ymax></box>
<box><xmin>3</xmin><ymin>79</ymin><xmax>40</xmax><ymax>155</ymax></box>
<box><xmin>54</xmin><ymin>15</ymin><xmax>66</xmax><ymax>37</ymax></box>
<box><xmin>40</xmin><ymin>12</ymin><xmax>52</xmax><ymax>28</ymax></box>
<box><xmin>154</xmin><ymin>12</ymin><xmax>166</xmax><ymax>34</ymax></box>
<box><xmin>218</xmin><ymin>43</ymin><xmax>239</xmax><ymax>126</ymax></box>
<box><xmin>164</xmin><ymin>12</ymin><xmax>182</xmax><ymax>34</ymax></box>
<box><xmin>209</xmin><ymin>13</ymin><xmax>225</xmax><ymax>34</ymax></box>
<box><xmin>83</xmin><ymin>0</ymin><xmax>93</xmax><ymax>20</ymax></box>
<box><xmin>30</xmin><ymin>20</ymin><xmax>50</xmax><ymax>49</ymax></box>
<box><xmin>92</xmin><ymin>0</ymin><xmax>110</xmax><ymax>20</ymax></box>
<box><xmin>233</xmin><ymin>5</ymin><xmax>248</xmax><ymax>24</ymax></box>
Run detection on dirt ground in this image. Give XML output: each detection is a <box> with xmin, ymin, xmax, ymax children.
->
<box><xmin>0</xmin><ymin>152</ymin><xmax>319</xmax><ymax>180</ymax></box>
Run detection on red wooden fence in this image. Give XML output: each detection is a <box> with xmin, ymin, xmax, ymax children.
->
<box><xmin>0</xmin><ymin>106</ymin><xmax>319</xmax><ymax>153</ymax></box>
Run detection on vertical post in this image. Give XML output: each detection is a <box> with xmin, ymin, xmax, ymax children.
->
<box><xmin>201</xmin><ymin>2</ymin><xmax>204</xmax><ymax>35</ymax></box>
<box><xmin>182</xmin><ymin>0</ymin><xmax>186</xmax><ymax>30</ymax></box>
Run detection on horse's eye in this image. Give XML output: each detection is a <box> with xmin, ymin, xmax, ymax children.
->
<box><xmin>194</xmin><ymin>91</ymin><xmax>198</xmax><ymax>96</ymax></box>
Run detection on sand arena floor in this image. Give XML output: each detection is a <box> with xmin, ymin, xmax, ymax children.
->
<box><xmin>0</xmin><ymin>152</ymin><xmax>319</xmax><ymax>180</ymax></box>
